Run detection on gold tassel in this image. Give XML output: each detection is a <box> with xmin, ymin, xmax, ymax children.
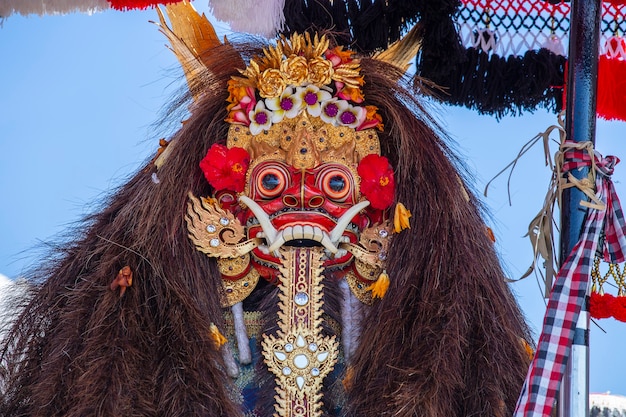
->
<box><xmin>367</xmin><ymin>270</ymin><xmax>390</xmax><ymax>299</ymax></box>
<box><xmin>342</xmin><ymin>366</ymin><xmax>354</xmax><ymax>390</ymax></box>
<box><xmin>522</xmin><ymin>338</ymin><xmax>534</xmax><ymax>360</ymax></box>
<box><xmin>110</xmin><ymin>265</ymin><xmax>133</xmax><ymax>298</ymax></box>
<box><xmin>153</xmin><ymin>138</ymin><xmax>171</xmax><ymax>169</ymax></box>
<box><xmin>210</xmin><ymin>323</ymin><xmax>228</xmax><ymax>348</ymax></box>
<box><xmin>393</xmin><ymin>202</ymin><xmax>411</xmax><ymax>233</ymax></box>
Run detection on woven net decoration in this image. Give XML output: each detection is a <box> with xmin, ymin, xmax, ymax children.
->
<box><xmin>415</xmin><ymin>0</ymin><xmax>626</xmax><ymax>118</ymax></box>
<box><xmin>458</xmin><ymin>1</ymin><xmax>626</xmax><ymax>57</ymax></box>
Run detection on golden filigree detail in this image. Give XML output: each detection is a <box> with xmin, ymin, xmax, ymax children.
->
<box><xmin>281</xmin><ymin>32</ymin><xmax>329</xmax><ymax>60</ymax></box>
<box><xmin>186</xmin><ymin>192</ymin><xmax>261</xmax><ymax>258</ymax></box>
<box><xmin>285</xmin><ymin>118</ymin><xmax>321</xmax><ymax>169</ymax></box>
<box><xmin>345</xmin><ymin>269</ymin><xmax>374</xmax><ymax>305</ymax></box>
<box><xmin>217</xmin><ymin>254</ymin><xmax>251</xmax><ymax>277</ymax></box>
<box><xmin>354</xmin><ymin>259</ymin><xmax>381</xmax><ymax>282</ymax></box>
<box><xmin>341</xmin><ymin>220</ymin><xmax>392</xmax><ymax>269</ymax></box>
<box><xmin>228</xmin><ymin>113</ymin><xmax>380</xmax><ymax>169</ymax></box>
<box><xmin>280</xmin><ymin>55</ymin><xmax>310</xmax><ymax>86</ymax></box>
<box><xmin>308</xmin><ymin>57</ymin><xmax>333</xmax><ymax>85</ymax></box>
<box><xmin>261</xmin><ymin>248</ymin><xmax>338</xmax><ymax>417</ymax></box>
<box><xmin>233</xmin><ymin>33</ymin><xmax>358</xmax><ymax>98</ymax></box>
<box><xmin>358</xmin><ymin>220</ymin><xmax>392</xmax><ymax>253</ymax></box>
<box><xmin>221</xmin><ymin>267</ymin><xmax>260</xmax><ymax>307</ymax></box>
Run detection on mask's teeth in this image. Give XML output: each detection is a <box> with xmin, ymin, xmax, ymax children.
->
<box><xmin>283</xmin><ymin>225</ymin><xmax>296</xmax><ymax>242</ymax></box>
<box><xmin>312</xmin><ymin>226</ymin><xmax>323</xmax><ymax>241</ymax></box>
<box><xmin>292</xmin><ymin>225</ymin><xmax>303</xmax><ymax>239</ymax></box>
<box><xmin>333</xmin><ymin>248</ymin><xmax>348</xmax><ymax>259</ymax></box>
<box><xmin>266</xmin><ymin>224</ymin><xmax>338</xmax><ymax>253</ymax></box>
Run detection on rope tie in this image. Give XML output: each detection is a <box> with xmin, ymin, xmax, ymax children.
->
<box><xmin>556</xmin><ymin>139</ymin><xmax>605</xmax><ymax>210</ymax></box>
<box><xmin>484</xmin><ymin>114</ymin><xmax>565</xmax><ymax>294</ymax></box>
<box><xmin>485</xmin><ymin>114</ymin><xmax>611</xmax><ymax>296</ymax></box>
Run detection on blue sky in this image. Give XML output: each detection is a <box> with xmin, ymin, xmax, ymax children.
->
<box><xmin>1</xmin><ymin>5</ymin><xmax>625</xmax><ymax>396</ymax></box>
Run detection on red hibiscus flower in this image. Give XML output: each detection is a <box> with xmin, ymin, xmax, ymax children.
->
<box><xmin>357</xmin><ymin>154</ymin><xmax>395</xmax><ymax>210</ymax></box>
<box><xmin>199</xmin><ymin>144</ymin><xmax>250</xmax><ymax>192</ymax></box>
<box><xmin>589</xmin><ymin>291</ymin><xmax>614</xmax><ymax>320</ymax></box>
<box><xmin>611</xmin><ymin>295</ymin><xmax>626</xmax><ymax>322</ymax></box>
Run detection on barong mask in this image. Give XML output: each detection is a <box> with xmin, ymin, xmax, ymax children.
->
<box><xmin>185</xmin><ymin>31</ymin><xmax>402</xmax><ymax>306</ymax></box>
<box><xmin>178</xmin><ymin>19</ymin><xmax>406</xmax><ymax>415</ymax></box>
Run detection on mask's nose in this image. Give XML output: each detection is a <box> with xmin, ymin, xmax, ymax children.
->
<box><xmin>281</xmin><ymin>175</ymin><xmax>325</xmax><ymax>209</ymax></box>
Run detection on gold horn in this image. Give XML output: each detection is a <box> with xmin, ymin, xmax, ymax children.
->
<box><xmin>373</xmin><ymin>23</ymin><xmax>422</xmax><ymax>74</ymax></box>
<box><xmin>155</xmin><ymin>1</ymin><xmax>241</xmax><ymax>100</ymax></box>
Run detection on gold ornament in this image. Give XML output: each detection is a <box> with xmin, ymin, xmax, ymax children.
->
<box><xmin>345</xmin><ymin>269</ymin><xmax>374</xmax><ymax>305</ymax></box>
<box><xmin>261</xmin><ymin>248</ymin><xmax>339</xmax><ymax>417</ymax></box>
<box><xmin>341</xmin><ymin>220</ymin><xmax>392</xmax><ymax>270</ymax></box>
<box><xmin>185</xmin><ymin>192</ymin><xmax>261</xmax><ymax>258</ymax></box>
<box><xmin>220</xmin><ymin>267</ymin><xmax>260</xmax><ymax>307</ymax></box>
<box><xmin>228</xmin><ymin>113</ymin><xmax>380</xmax><ymax>170</ymax></box>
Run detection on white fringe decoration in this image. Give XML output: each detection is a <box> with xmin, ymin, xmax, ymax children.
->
<box><xmin>209</xmin><ymin>0</ymin><xmax>284</xmax><ymax>38</ymax></box>
<box><xmin>471</xmin><ymin>28</ymin><xmax>498</xmax><ymax>54</ymax></box>
<box><xmin>231</xmin><ymin>301</ymin><xmax>252</xmax><ymax>365</ymax></box>
<box><xmin>0</xmin><ymin>0</ymin><xmax>110</xmax><ymax>17</ymax></box>
<box><xmin>542</xmin><ymin>33</ymin><xmax>566</xmax><ymax>57</ymax></box>
<box><xmin>339</xmin><ymin>279</ymin><xmax>363</xmax><ymax>363</ymax></box>
<box><xmin>220</xmin><ymin>343</ymin><xmax>240</xmax><ymax>378</ymax></box>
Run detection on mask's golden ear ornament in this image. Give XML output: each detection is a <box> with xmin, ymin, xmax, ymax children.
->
<box><xmin>186</xmin><ymin>193</ymin><xmax>260</xmax><ymax>259</ymax></box>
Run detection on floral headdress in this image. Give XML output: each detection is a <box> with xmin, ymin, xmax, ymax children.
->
<box><xmin>225</xmin><ymin>32</ymin><xmax>383</xmax><ymax>134</ymax></box>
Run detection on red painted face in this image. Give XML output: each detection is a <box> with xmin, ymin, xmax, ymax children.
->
<box><xmin>242</xmin><ymin>159</ymin><xmax>381</xmax><ymax>281</ymax></box>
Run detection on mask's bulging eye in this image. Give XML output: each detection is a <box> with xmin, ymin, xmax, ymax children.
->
<box><xmin>316</xmin><ymin>164</ymin><xmax>355</xmax><ymax>203</ymax></box>
<box><xmin>262</xmin><ymin>173</ymin><xmax>280</xmax><ymax>191</ymax></box>
<box><xmin>252</xmin><ymin>162</ymin><xmax>290</xmax><ymax>199</ymax></box>
<box><xmin>328</xmin><ymin>175</ymin><xmax>346</xmax><ymax>192</ymax></box>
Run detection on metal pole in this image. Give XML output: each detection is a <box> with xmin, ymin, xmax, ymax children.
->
<box><xmin>558</xmin><ymin>1</ymin><xmax>601</xmax><ymax>416</ymax></box>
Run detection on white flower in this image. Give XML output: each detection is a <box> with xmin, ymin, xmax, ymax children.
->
<box><xmin>337</xmin><ymin>104</ymin><xmax>366</xmax><ymax>129</ymax></box>
<box><xmin>320</xmin><ymin>98</ymin><xmax>348</xmax><ymax>125</ymax></box>
<box><xmin>296</xmin><ymin>84</ymin><xmax>332</xmax><ymax>117</ymax></box>
<box><xmin>248</xmin><ymin>101</ymin><xmax>274</xmax><ymax>135</ymax></box>
<box><xmin>265</xmin><ymin>86</ymin><xmax>303</xmax><ymax>124</ymax></box>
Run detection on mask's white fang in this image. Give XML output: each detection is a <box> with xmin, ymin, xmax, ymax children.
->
<box><xmin>329</xmin><ymin>201</ymin><xmax>370</xmax><ymax>244</ymax></box>
<box><xmin>239</xmin><ymin>196</ymin><xmax>279</xmax><ymax>245</ymax></box>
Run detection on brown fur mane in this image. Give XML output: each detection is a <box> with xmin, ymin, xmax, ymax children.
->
<box><xmin>0</xmin><ymin>36</ymin><xmax>531</xmax><ymax>417</ymax></box>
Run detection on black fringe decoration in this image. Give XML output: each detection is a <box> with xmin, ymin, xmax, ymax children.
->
<box><xmin>417</xmin><ymin>47</ymin><xmax>566</xmax><ymax>118</ymax></box>
<box><xmin>281</xmin><ymin>0</ymin><xmax>449</xmax><ymax>52</ymax></box>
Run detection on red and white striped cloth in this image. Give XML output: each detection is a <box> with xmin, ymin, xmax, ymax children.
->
<box><xmin>0</xmin><ymin>0</ymin><xmax>182</xmax><ymax>17</ymax></box>
<box><xmin>514</xmin><ymin>144</ymin><xmax>626</xmax><ymax>416</ymax></box>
